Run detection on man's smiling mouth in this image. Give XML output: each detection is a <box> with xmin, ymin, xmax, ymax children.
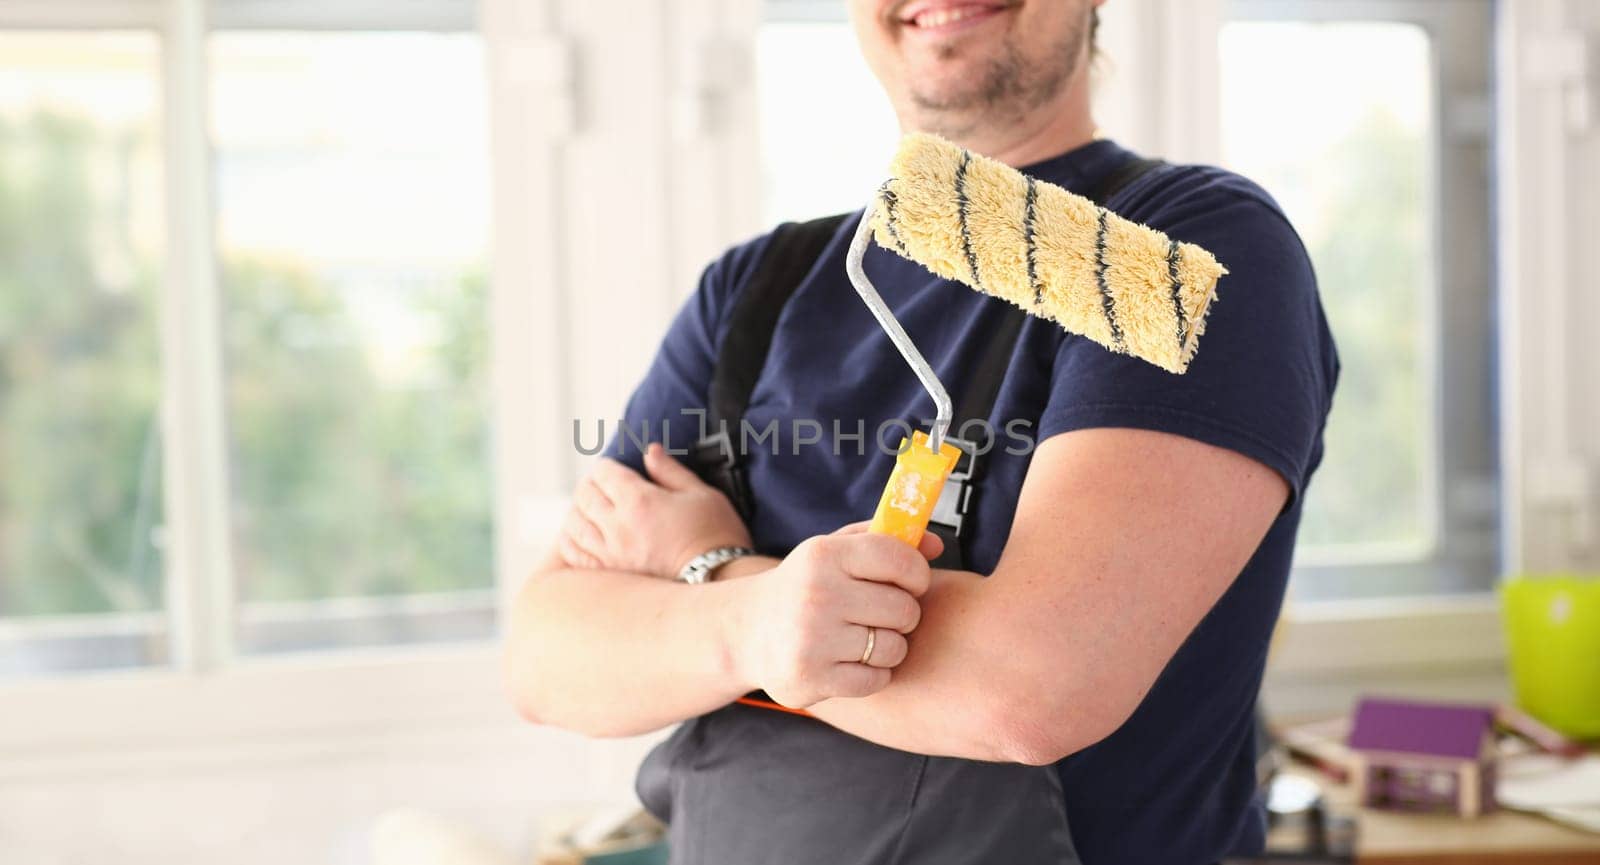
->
<box><xmin>895</xmin><ymin>1</ymin><xmax>1015</xmax><ymax>34</ymax></box>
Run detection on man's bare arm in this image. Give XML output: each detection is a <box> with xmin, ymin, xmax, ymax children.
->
<box><xmin>505</xmin><ymin>531</ymin><xmax>930</xmax><ymax>738</ymax></box>
<box><xmin>805</xmin><ymin>427</ymin><xmax>1288</xmax><ymax>763</ymax></box>
<box><xmin>504</xmin><ymin>551</ymin><xmax>751</xmax><ymax>738</ymax></box>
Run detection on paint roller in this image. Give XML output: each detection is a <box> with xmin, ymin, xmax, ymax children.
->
<box><xmin>852</xmin><ymin>133</ymin><xmax>1227</xmax><ymax>549</ymax></box>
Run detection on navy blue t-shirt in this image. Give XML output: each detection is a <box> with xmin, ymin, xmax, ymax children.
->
<box><xmin>606</xmin><ymin>138</ymin><xmax>1338</xmax><ymax>864</ymax></box>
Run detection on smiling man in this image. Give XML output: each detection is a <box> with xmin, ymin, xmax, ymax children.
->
<box><xmin>506</xmin><ymin>1</ymin><xmax>1338</xmax><ymax>863</ymax></box>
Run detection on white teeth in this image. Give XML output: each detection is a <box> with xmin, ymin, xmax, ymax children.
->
<box><xmin>914</xmin><ymin>6</ymin><xmax>982</xmax><ymax>28</ymax></box>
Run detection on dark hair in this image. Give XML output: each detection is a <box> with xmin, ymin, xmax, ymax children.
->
<box><xmin>1090</xmin><ymin>7</ymin><xmax>1100</xmax><ymax>52</ymax></box>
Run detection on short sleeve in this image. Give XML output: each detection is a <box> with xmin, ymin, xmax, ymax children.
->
<box><xmin>602</xmin><ymin>235</ymin><xmax>771</xmax><ymax>473</ymax></box>
<box><xmin>1037</xmin><ymin>174</ymin><xmax>1337</xmax><ymax>504</ymax></box>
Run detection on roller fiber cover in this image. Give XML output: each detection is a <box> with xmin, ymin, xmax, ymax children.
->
<box><xmin>872</xmin><ymin>133</ymin><xmax>1226</xmax><ymax>374</ymax></box>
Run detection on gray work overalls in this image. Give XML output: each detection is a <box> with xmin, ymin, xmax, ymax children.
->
<box><xmin>636</xmin><ymin>701</ymin><xmax>1080</xmax><ymax>864</ymax></box>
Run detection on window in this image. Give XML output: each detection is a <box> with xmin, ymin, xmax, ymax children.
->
<box><xmin>0</xmin><ymin>1</ymin><xmax>492</xmax><ymax>677</ymax></box>
<box><xmin>1224</xmin><ymin>21</ymin><xmax>1437</xmax><ymax>553</ymax></box>
<box><xmin>1220</xmin><ymin>1</ymin><xmax>1498</xmax><ymax>600</ymax></box>
<box><xmin>210</xmin><ymin>31</ymin><xmax>492</xmax><ymax>654</ymax></box>
<box><xmin>0</xmin><ymin>31</ymin><xmax>168</xmax><ymax>674</ymax></box>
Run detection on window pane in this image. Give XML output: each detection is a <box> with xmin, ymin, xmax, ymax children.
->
<box><xmin>0</xmin><ymin>32</ymin><xmax>167</xmax><ymax>676</ymax></box>
<box><xmin>209</xmin><ymin>32</ymin><xmax>493</xmax><ymax>653</ymax></box>
<box><xmin>757</xmin><ymin>17</ymin><xmax>900</xmax><ymax>223</ymax></box>
<box><xmin>1220</xmin><ymin>22</ymin><xmax>1438</xmax><ymax>561</ymax></box>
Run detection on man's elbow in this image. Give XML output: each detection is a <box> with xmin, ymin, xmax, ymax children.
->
<box><xmin>988</xmin><ymin>682</ymin><xmax>1143</xmax><ymax>766</ymax></box>
<box><xmin>502</xmin><ymin>618</ymin><xmax>571</xmax><ymax>731</ymax></box>
<box><xmin>991</xmin><ymin>715</ymin><xmax>1101</xmax><ymax>767</ymax></box>
<box><xmin>503</xmin><ymin>642</ymin><xmax>642</xmax><ymax>738</ymax></box>
<box><xmin>503</xmin><ymin>633</ymin><xmax>551</xmax><ymax>726</ymax></box>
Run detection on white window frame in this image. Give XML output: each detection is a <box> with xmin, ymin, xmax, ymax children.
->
<box><xmin>0</xmin><ymin>0</ymin><xmax>531</xmax><ymax>758</ymax></box>
<box><xmin>0</xmin><ymin>0</ymin><xmax>752</xmax><ymax>761</ymax></box>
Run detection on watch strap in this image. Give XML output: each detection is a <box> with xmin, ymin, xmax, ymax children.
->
<box><xmin>678</xmin><ymin>545</ymin><xmax>756</xmax><ymax>584</ymax></box>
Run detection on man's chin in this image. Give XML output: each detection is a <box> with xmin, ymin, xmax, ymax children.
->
<box><xmin>898</xmin><ymin>46</ymin><xmax>1012</xmax><ymax>109</ymax></box>
<box><xmin>908</xmin><ymin>79</ymin><xmax>993</xmax><ymax>114</ymax></box>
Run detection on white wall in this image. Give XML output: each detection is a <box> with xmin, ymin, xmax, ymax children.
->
<box><xmin>0</xmin><ymin>719</ymin><xmax>658</xmax><ymax>864</ymax></box>
<box><xmin>1093</xmin><ymin>0</ymin><xmax>1223</xmax><ymax>163</ymax></box>
<box><xmin>0</xmin><ymin>643</ymin><xmax>666</xmax><ymax>863</ymax></box>
<box><xmin>490</xmin><ymin>0</ymin><xmax>762</xmax><ymax>589</ymax></box>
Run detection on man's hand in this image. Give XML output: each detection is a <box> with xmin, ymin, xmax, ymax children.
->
<box><xmin>727</xmin><ymin>527</ymin><xmax>933</xmax><ymax>709</ymax></box>
<box><xmin>560</xmin><ymin>443</ymin><xmax>752</xmax><ymax>578</ymax></box>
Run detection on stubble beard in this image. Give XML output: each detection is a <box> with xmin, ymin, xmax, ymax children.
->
<box><xmin>904</xmin><ymin>14</ymin><xmax>1087</xmax><ymax>140</ymax></box>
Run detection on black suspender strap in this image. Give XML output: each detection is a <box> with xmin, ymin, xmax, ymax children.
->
<box><xmin>922</xmin><ymin>305</ymin><xmax>1025</xmax><ymax>568</ymax></box>
<box><xmin>708</xmin><ymin>213</ymin><xmax>850</xmax><ymax>436</ymax></box>
<box><xmin>689</xmin><ymin>213</ymin><xmax>849</xmax><ymax>520</ymax></box>
<box><xmin>1091</xmin><ymin>156</ymin><xmax>1166</xmax><ymax>209</ymax></box>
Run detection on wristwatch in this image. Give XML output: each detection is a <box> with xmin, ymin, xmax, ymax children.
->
<box><xmin>677</xmin><ymin>546</ymin><xmax>756</xmax><ymax>584</ymax></box>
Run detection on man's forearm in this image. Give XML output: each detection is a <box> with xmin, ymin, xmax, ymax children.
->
<box><xmin>803</xmin><ymin>570</ymin><xmax>1009</xmax><ymax>758</ymax></box>
<box><xmin>705</xmin><ymin>557</ymin><xmax>1064</xmax><ymax>762</ymax></box>
<box><xmin>805</xmin><ymin>569</ymin><xmax>1093</xmax><ymax>765</ymax></box>
<box><xmin>508</xmin><ymin>556</ymin><xmax>1092</xmax><ymax>760</ymax></box>
<box><xmin>505</xmin><ymin>561</ymin><xmax>753</xmax><ymax>738</ymax></box>
<box><xmin>506</xmin><ymin>538</ymin><xmax>1052</xmax><ymax>755</ymax></box>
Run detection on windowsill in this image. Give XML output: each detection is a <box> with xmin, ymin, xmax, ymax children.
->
<box><xmin>1265</xmin><ymin>593</ymin><xmax>1509</xmax><ymax>716</ymax></box>
<box><xmin>0</xmin><ymin>591</ymin><xmax>499</xmax><ymax>677</ymax></box>
<box><xmin>1272</xmin><ymin>592</ymin><xmax>1503</xmax><ymax>674</ymax></box>
<box><xmin>0</xmin><ymin>593</ymin><xmax>1510</xmax><ymax>767</ymax></box>
<box><xmin>0</xmin><ymin>639</ymin><xmax>517</xmax><ymax>777</ymax></box>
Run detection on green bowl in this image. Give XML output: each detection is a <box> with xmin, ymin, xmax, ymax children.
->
<box><xmin>1501</xmin><ymin>574</ymin><xmax>1600</xmax><ymax>739</ymax></box>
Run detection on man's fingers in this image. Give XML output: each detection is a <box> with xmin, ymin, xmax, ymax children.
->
<box><xmin>861</xmin><ymin>628</ymin><xmax>909</xmax><ymax>669</ymax></box>
<box><xmin>842</xmin><ymin>580</ymin><xmax>922</xmax><ymax>634</ymax></box>
<box><xmin>824</xmin><ymin>533</ymin><xmax>931</xmax><ymax>597</ymax></box>
<box><xmin>557</xmin><ymin>530</ymin><xmax>601</xmax><ymax>571</ymax></box>
<box><xmin>644</xmin><ymin>443</ymin><xmax>702</xmax><ymax>492</ymax></box>
<box><xmin>574</xmin><ymin>476</ymin><xmax>613</xmax><ymax>518</ymax></box>
<box><xmin>835</xmin><ymin>521</ymin><xmax>945</xmax><ymax>564</ymax></box>
<box><xmin>562</xmin><ymin>510</ymin><xmax>606</xmax><ymax>557</ymax></box>
<box><xmin>589</xmin><ymin>457</ymin><xmax>648</xmax><ymax>503</ymax></box>
<box><xmin>826</xmin><ymin>662</ymin><xmax>892</xmax><ymax>699</ymax></box>
<box><xmin>827</xmin><ymin>624</ymin><xmax>909</xmax><ymax>668</ymax></box>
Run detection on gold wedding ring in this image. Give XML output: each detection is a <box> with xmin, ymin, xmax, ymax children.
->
<box><xmin>860</xmin><ymin>626</ymin><xmax>876</xmax><ymax>665</ymax></box>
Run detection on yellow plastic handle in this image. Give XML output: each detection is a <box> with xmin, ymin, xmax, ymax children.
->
<box><xmin>868</xmin><ymin>430</ymin><xmax>962</xmax><ymax>548</ymax></box>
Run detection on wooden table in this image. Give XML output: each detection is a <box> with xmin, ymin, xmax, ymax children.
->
<box><xmin>1275</xmin><ymin>766</ymin><xmax>1600</xmax><ymax>864</ymax></box>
